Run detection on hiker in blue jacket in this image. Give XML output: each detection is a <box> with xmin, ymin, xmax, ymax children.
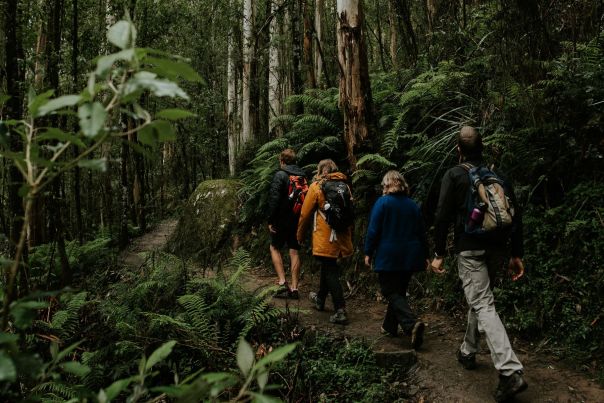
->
<box><xmin>364</xmin><ymin>170</ymin><xmax>429</xmax><ymax>349</ymax></box>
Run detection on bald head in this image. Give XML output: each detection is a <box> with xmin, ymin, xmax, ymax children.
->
<box><xmin>457</xmin><ymin>126</ymin><xmax>483</xmax><ymax>159</ymax></box>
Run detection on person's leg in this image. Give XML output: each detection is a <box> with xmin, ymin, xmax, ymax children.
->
<box><xmin>379</xmin><ymin>271</ymin><xmax>417</xmax><ymax>333</ymax></box>
<box><xmin>460</xmin><ymin>307</ymin><xmax>480</xmax><ymax>355</ymax></box>
<box><xmin>270</xmin><ymin>244</ymin><xmax>286</xmax><ymax>285</ymax></box>
<box><xmin>289</xmin><ymin>249</ymin><xmax>300</xmax><ymax>290</ymax></box>
<box><xmin>323</xmin><ymin>258</ymin><xmax>345</xmax><ymax>310</ymax></box>
<box><xmin>458</xmin><ymin>250</ymin><xmax>523</xmax><ymax>376</ymax></box>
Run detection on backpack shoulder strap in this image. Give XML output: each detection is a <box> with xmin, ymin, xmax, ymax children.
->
<box><xmin>458</xmin><ymin>162</ymin><xmax>474</xmax><ymax>172</ymax></box>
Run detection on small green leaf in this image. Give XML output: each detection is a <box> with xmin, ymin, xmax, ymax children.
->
<box><xmin>0</xmin><ymin>332</ymin><xmax>19</xmax><ymax>345</ymax></box>
<box><xmin>0</xmin><ymin>352</ymin><xmax>17</xmax><ymax>382</ymax></box>
<box><xmin>77</xmin><ymin>158</ymin><xmax>107</xmax><ymax>172</ymax></box>
<box><xmin>36</xmin><ymin>95</ymin><xmax>81</xmax><ymax>117</ymax></box>
<box><xmin>0</xmin><ymin>94</ymin><xmax>10</xmax><ymax>106</ymax></box>
<box><xmin>95</xmin><ymin>49</ymin><xmax>135</xmax><ymax>77</ymax></box>
<box><xmin>237</xmin><ymin>338</ymin><xmax>255</xmax><ymax>377</ymax></box>
<box><xmin>256</xmin><ymin>369</ymin><xmax>268</xmax><ymax>391</ymax></box>
<box><xmin>97</xmin><ymin>389</ymin><xmax>108</xmax><ymax>403</ymax></box>
<box><xmin>156</xmin><ymin>108</ymin><xmax>196</xmax><ymax>121</ymax></box>
<box><xmin>138</xmin><ymin>120</ymin><xmax>176</xmax><ymax>146</ymax></box>
<box><xmin>249</xmin><ymin>392</ymin><xmax>281</xmax><ymax>403</ymax></box>
<box><xmin>10</xmin><ymin>300</ymin><xmax>48</xmax><ymax>329</ymax></box>
<box><xmin>37</xmin><ymin>128</ymin><xmax>86</xmax><ymax>148</ymax></box>
<box><xmin>28</xmin><ymin>89</ymin><xmax>54</xmax><ymax>118</ymax></box>
<box><xmin>145</xmin><ymin>340</ymin><xmax>176</xmax><ymax>371</ymax></box>
<box><xmin>107</xmin><ymin>20</ymin><xmax>137</xmax><ymax>50</ymax></box>
<box><xmin>124</xmin><ymin>72</ymin><xmax>189</xmax><ymax>100</ymax></box>
<box><xmin>56</xmin><ymin>341</ymin><xmax>85</xmax><ymax>363</ymax></box>
<box><xmin>78</xmin><ymin>102</ymin><xmax>106</xmax><ymax>137</ymax></box>
<box><xmin>104</xmin><ymin>376</ymin><xmax>136</xmax><ymax>400</ymax></box>
<box><xmin>61</xmin><ymin>361</ymin><xmax>91</xmax><ymax>377</ymax></box>
<box><xmin>144</xmin><ymin>56</ymin><xmax>203</xmax><ymax>83</ymax></box>
<box><xmin>255</xmin><ymin>342</ymin><xmax>298</xmax><ymax>368</ymax></box>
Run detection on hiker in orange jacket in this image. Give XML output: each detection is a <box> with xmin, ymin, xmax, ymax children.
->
<box><xmin>297</xmin><ymin>159</ymin><xmax>353</xmax><ymax>325</ymax></box>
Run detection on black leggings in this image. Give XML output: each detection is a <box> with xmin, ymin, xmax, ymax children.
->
<box><xmin>316</xmin><ymin>257</ymin><xmax>345</xmax><ymax>310</ymax></box>
<box><xmin>378</xmin><ymin>271</ymin><xmax>417</xmax><ymax>334</ymax></box>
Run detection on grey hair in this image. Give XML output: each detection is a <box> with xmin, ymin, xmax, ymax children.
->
<box><xmin>381</xmin><ymin>170</ymin><xmax>409</xmax><ymax>195</ymax></box>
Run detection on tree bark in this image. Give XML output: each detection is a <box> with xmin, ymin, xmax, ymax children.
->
<box><xmin>302</xmin><ymin>0</ymin><xmax>316</xmax><ymax>88</ymax></box>
<box><xmin>268</xmin><ymin>0</ymin><xmax>283</xmax><ymax>137</ymax></box>
<box><xmin>227</xmin><ymin>0</ymin><xmax>239</xmax><ymax>174</ymax></box>
<box><xmin>336</xmin><ymin>0</ymin><xmax>373</xmax><ymax>168</ymax></box>
<box><xmin>314</xmin><ymin>0</ymin><xmax>324</xmax><ymax>86</ymax></box>
<box><xmin>241</xmin><ymin>0</ymin><xmax>255</xmax><ymax>145</ymax></box>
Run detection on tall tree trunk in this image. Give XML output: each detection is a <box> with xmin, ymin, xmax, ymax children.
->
<box><xmin>302</xmin><ymin>0</ymin><xmax>316</xmax><ymax>88</ymax></box>
<box><xmin>314</xmin><ymin>0</ymin><xmax>324</xmax><ymax>86</ymax></box>
<box><xmin>241</xmin><ymin>0</ymin><xmax>255</xmax><ymax>145</ymax></box>
<box><xmin>227</xmin><ymin>0</ymin><xmax>239</xmax><ymax>174</ymax></box>
<box><xmin>336</xmin><ymin>0</ymin><xmax>373</xmax><ymax>168</ymax></box>
<box><xmin>388</xmin><ymin>0</ymin><xmax>398</xmax><ymax>68</ymax></box>
<box><xmin>269</xmin><ymin>0</ymin><xmax>283</xmax><ymax>137</ymax></box>
<box><xmin>4</xmin><ymin>0</ymin><xmax>26</xmax><ymax>266</ymax></box>
<box><xmin>71</xmin><ymin>0</ymin><xmax>83</xmax><ymax>244</ymax></box>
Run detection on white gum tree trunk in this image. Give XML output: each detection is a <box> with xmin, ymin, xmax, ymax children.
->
<box><xmin>241</xmin><ymin>0</ymin><xmax>254</xmax><ymax>145</ymax></box>
<box><xmin>268</xmin><ymin>0</ymin><xmax>282</xmax><ymax>136</ymax></box>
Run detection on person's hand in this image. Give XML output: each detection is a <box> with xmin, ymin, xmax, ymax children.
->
<box><xmin>364</xmin><ymin>255</ymin><xmax>371</xmax><ymax>267</ymax></box>
<box><xmin>508</xmin><ymin>257</ymin><xmax>525</xmax><ymax>281</ymax></box>
<box><xmin>268</xmin><ymin>224</ymin><xmax>277</xmax><ymax>234</ymax></box>
<box><xmin>430</xmin><ymin>257</ymin><xmax>446</xmax><ymax>274</ymax></box>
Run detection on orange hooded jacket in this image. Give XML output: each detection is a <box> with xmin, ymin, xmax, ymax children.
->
<box><xmin>296</xmin><ymin>172</ymin><xmax>353</xmax><ymax>258</ymax></box>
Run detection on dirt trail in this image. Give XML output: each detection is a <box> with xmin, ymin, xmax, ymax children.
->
<box><xmin>125</xmin><ymin>220</ymin><xmax>604</xmax><ymax>402</ymax></box>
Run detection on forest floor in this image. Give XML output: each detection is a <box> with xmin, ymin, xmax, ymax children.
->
<box><xmin>122</xmin><ymin>219</ymin><xmax>604</xmax><ymax>402</ymax></box>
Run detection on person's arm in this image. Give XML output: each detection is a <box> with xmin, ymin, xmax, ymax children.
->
<box><xmin>431</xmin><ymin>170</ymin><xmax>456</xmax><ymax>273</ymax></box>
<box><xmin>267</xmin><ymin>170</ymin><xmax>287</xmax><ymax>227</ymax></box>
<box><xmin>296</xmin><ymin>183</ymin><xmax>319</xmax><ymax>242</ymax></box>
<box><xmin>364</xmin><ymin>198</ymin><xmax>384</xmax><ymax>263</ymax></box>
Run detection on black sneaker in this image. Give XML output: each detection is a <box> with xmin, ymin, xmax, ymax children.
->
<box><xmin>411</xmin><ymin>321</ymin><xmax>425</xmax><ymax>350</ymax></box>
<box><xmin>308</xmin><ymin>292</ymin><xmax>325</xmax><ymax>311</ymax></box>
<box><xmin>330</xmin><ymin>308</ymin><xmax>349</xmax><ymax>325</ymax></box>
<box><xmin>494</xmin><ymin>371</ymin><xmax>528</xmax><ymax>402</ymax></box>
<box><xmin>288</xmin><ymin>289</ymin><xmax>300</xmax><ymax>299</ymax></box>
<box><xmin>456</xmin><ymin>349</ymin><xmax>477</xmax><ymax>370</ymax></box>
<box><xmin>274</xmin><ymin>283</ymin><xmax>290</xmax><ymax>299</ymax></box>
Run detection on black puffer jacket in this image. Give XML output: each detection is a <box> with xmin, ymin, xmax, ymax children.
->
<box><xmin>267</xmin><ymin>164</ymin><xmax>307</xmax><ymax>228</ymax></box>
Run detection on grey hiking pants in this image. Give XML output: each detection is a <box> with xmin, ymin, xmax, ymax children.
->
<box><xmin>458</xmin><ymin>250</ymin><xmax>523</xmax><ymax>376</ymax></box>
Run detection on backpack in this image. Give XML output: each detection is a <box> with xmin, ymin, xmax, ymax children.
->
<box><xmin>461</xmin><ymin>163</ymin><xmax>515</xmax><ymax>236</ymax></box>
<box><xmin>320</xmin><ymin>180</ymin><xmax>354</xmax><ymax>232</ymax></box>
<box><xmin>287</xmin><ymin>175</ymin><xmax>308</xmax><ymax>215</ymax></box>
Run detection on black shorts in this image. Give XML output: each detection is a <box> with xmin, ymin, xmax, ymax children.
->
<box><xmin>270</xmin><ymin>224</ymin><xmax>300</xmax><ymax>250</ymax></box>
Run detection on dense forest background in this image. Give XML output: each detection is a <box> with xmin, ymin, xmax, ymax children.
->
<box><xmin>0</xmin><ymin>0</ymin><xmax>602</xmax><ymax>401</ymax></box>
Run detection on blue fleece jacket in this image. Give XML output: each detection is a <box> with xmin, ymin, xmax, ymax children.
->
<box><xmin>364</xmin><ymin>193</ymin><xmax>428</xmax><ymax>272</ymax></box>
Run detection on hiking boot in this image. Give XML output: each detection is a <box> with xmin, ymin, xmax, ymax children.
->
<box><xmin>274</xmin><ymin>283</ymin><xmax>290</xmax><ymax>299</ymax></box>
<box><xmin>411</xmin><ymin>321</ymin><xmax>425</xmax><ymax>350</ymax></box>
<box><xmin>456</xmin><ymin>349</ymin><xmax>477</xmax><ymax>370</ymax></box>
<box><xmin>380</xmin><ymin>326</ymin><xmax>399</xmax><ymax>337</ymax></box>
<box><xmin>288</xmin><ymin>289</ymin><xmax>300</xmax><ymax>299</ymax></box>
<box><xmin>330</xmin><ymin>308</ymin><xmax>349</xmax><ymax>325</ymax></box>
<box><xmin>494</xmin><ymin>371</ymin><xmax>528</xmax><ymax>402</ymax></box>
<box><xmin>308</xmin><ymin>292</ymin><xmax>325</xmax><ymax>311</ymax></box>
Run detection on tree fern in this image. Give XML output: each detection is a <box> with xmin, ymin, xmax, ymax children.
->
<box><xmin>50</xmin><ymin>291</ymin><xmax>88</xmax><ymax>341</ymax></box>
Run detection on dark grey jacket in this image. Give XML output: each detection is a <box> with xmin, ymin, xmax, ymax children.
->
<box><xmin>434</xmin><ymin>160</ymin><xmax>524</xmax><ymax>258</ymax></box>
<box><xmin>267</xmin><ymin>164</ymin><xmax>306</xmax><ymax>228</ymax></box>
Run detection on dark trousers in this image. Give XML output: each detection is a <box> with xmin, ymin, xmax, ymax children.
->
<box><xmin>316</xmin><ymin>257</ymin><xmax>345</xmax><ymax>310</ymax></box>
<box><xmin>378</xmin><ymin>271</ymin><xmax>417</xmax><ymax>335</ymax></box>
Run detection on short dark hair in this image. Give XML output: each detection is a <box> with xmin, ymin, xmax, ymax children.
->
<box><xmin>280</xmin><ymin>148</ymin><xmax>296</xmax><ymax>165</ymax></box>
<box><xmin>457</xmin><ymin>126</ymin><xmax>483</xmax><ymax>159</ymax></box>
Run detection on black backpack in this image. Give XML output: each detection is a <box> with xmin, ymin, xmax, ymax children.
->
<box><xmin>320</xmin><ymin>180</ymin><xmax>354</xmax><ymax>232</ymax></box>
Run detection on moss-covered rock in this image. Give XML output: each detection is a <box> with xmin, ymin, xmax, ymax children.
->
<box><xmin>167</xmin><ymin>179</ymin><xmax>241</xmax><ymax>266</ymax></box>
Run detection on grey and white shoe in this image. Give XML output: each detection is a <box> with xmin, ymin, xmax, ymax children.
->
<box><xmin>329</xmin><ymin>308</ymin><xmax>349</xmax><ymax>325</ymax></box>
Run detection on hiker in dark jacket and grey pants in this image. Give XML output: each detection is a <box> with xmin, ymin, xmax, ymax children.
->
<box><xmin>364</xmin><ymin>170</ymin><xmax>429</xmax><ymax>349</ymax></box>
<box><xmin>431</xmin><ymin>126</ymin><xmax>528</xmax><ymax>402</ymax></box>
<box><xmin>267</xmin><ymin>149</ymin><xmax>307</xmax><ymax>299</ymax></box>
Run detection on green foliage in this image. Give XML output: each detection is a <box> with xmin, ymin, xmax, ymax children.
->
<box><xmin>280</xmin><ymin>335</ymin><xmax>413</xmax><ymax>402</ymax></box>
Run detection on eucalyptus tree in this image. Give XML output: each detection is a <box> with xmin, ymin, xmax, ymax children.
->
<box><xmin>336</xmin><ymin>0</ymin><xmax>373</xmax><ymax>167</ymax></box>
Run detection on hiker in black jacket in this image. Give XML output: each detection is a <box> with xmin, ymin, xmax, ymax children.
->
<box><xmin>431</xmin><ymin>126</ymin><xmax>528</xmax><ymax>402</ymax></box>
<box><xmin>267</xmin><ymin>149</ymin><xmax>307</xmax><ymax>299</ymax></box>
